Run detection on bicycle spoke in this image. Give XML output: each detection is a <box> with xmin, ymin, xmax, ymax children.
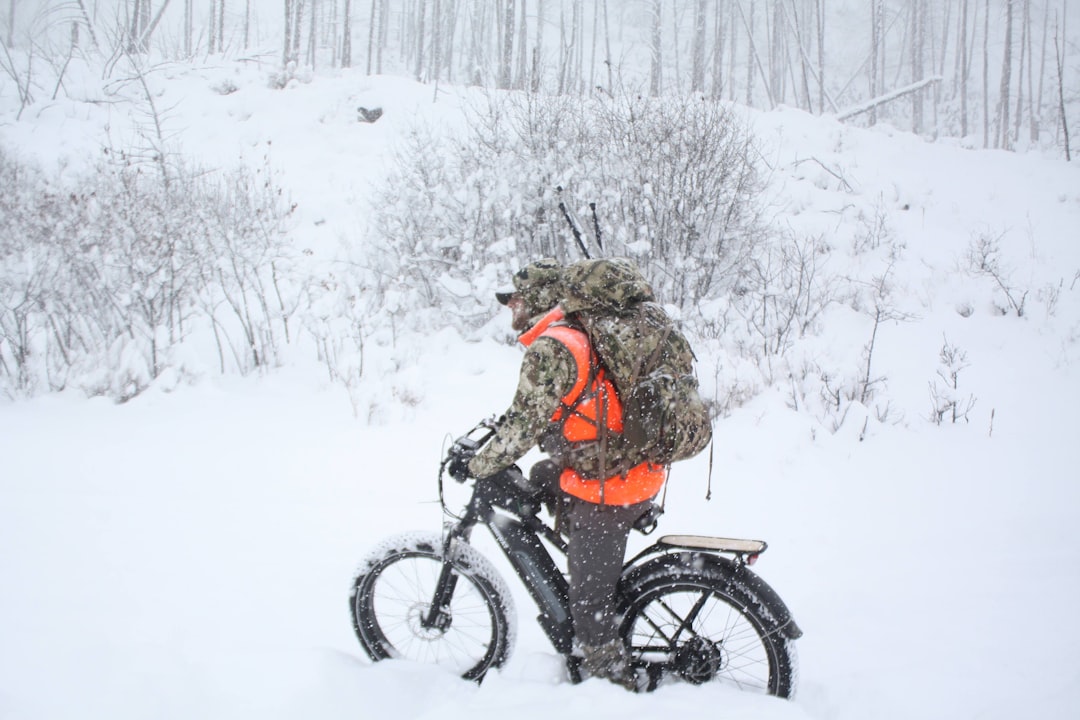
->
<box><xmin>625</xmin><ymin>581</ymin><xmax>778</xmax><ymax>693</ymax></box>
<box><xmin>670</xmin><ymin>591</ymin><xmax>710</xmax><ymax>643</ymax></box>
<box><xmin>365</xmin><ymin>552</ymin><xmax>498</xmax><ymax>674</ymax></box>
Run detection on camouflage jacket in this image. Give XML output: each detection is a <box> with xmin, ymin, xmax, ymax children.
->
<box><xmin>466</xmin><ymin>310</ymin><xmax>639</xmax><ymax>483</ymax></box>
<box><xmin>467</xmin><ymin>327</ymin><xmax>575</xmax><ymax>479</ymax></box>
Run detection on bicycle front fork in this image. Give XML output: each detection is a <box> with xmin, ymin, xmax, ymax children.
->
<box><xmin>421</xmin><ymin>526</ymin><xmax>473</xmax><ymax>630</ymax></box>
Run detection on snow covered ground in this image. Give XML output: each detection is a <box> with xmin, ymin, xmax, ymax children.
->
<box><xmin>2</xmin><ymin>61</ymin><xmax>1080</xmax><ymax>720</ymax></box>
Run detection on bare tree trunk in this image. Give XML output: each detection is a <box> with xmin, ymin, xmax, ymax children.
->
<box><xmin>515</xmin><ymin>0</ymin><xmax>527</xmax><ymax>89</ymax></box>
<box><xmin>1019</xmin><ymin>0</ymin><xmax>1036</xmax><ymax>142</ymax></box>
<box><xmin>911</xmin><ymin>0</ymin><xmax>926</xmax><ymax>134</ymax></box>
<box><xmin>328</xmin><ymin>0</ymin><xmax>337</xmax><ymax>65</ymax></box>
<box><xmin>433</xmin><ymin>0</ymin><xmax>443</xmax><ymax>82</ymax></box>
<box><xmin>208</xmin><ymin>0</ymin><xmax>217</xmax><ymax>54</ymax></box>
<box><xmin>744</xmin><ymin>0</ymin><xmax>754</xmax><ymax>105</ymax></box>
<box><xmin>983</xmin><ymin>0</ymin><xmax>990</xmax><ymax>147</ymax></box>
<box><xmin>670</xmin><ymin>0</ymin><xmax>683</xmax><ymax>94</ymax></box>
<box><xmin>141</xmin><ymin>0</ymin><xmax>152</xmax><ymax>50</ymax></box>
<box><xmin>468</xmin><ymin>0</ymin><xmax>484</xmax><ymax>86</ymax></box>
<box><xmin>574</xmin><ymin>0</ymin><xmax>584</xmax><ymax>94</ymax></box>
<box><xmin>1015</xmin><ymin>0</ymin><xmax>1031</xmax><ymax>144</ymax></box>
<box><xmin>377</xmin><ymin>0</ymin><xmax>387</xmax><ymax>73</ymax></box>
<box><xmin>557</xmin><ymin>1</ymin><xmax>566</xmax><ymax>92</ymax></box>
<box><xmin>817</xmin><ymin>0</ymin><xmax>825</xmax><ymax>113</ymax></box>
<box><xmin>498</xmin><ymin>0</ymin><xmax>513</xmax><ymax>88</ymax></box>
<box><xmin>728</xmin><ymin>0</ymin><xmax>738</xmax><ymax>101</ymax></box>
<box><xmin>1054</xmin><ymin>9</ymin><xmax>1070</xmax><ymax>160</ymax></box>
<box><xmin>997</xmin><ymin>0</ymin><xmax>1014</xmax><ymax>149</ymax></box>
<box><xmin>603</xmin><ymin>0</ymin><xmax>613</xmax><ymax>92</ymax></box>
<box><xmin>649</xmin><ymin>0</ymin><xmax>662</xmax><ymax>96</ymax></box>
<box><xmin>735</xmin><ymin>0</ymin><xmax>773</xmax><ymax>107</ymax></box>
<box><xmin>588</xmin><ymin>0</ymin><xmax>598</xmax><ymax>90</ymax></box>
<box><xmin>366</xmin><ymin>0</ymin><xmax>378</xmax><ymax>72</ymax></box>
<box><xmin>691</xmin><ymin>0</ymin><xmax>706</xmax><ymax>93</ymax></box>
<box><xmin>1034</xmin><ymin>1</ymin><xmax>1049</xmax><ymax>143</ymax></box>
<box><xmin>871</xmin><ymin>0</ymin><xmax>884</xmax><ymax>123</ymax></box>
<box><xmin>217</xmin><ymin>0</ymin><xmax>225</xmax><ymax>53</ymax></box>
<box><xmin>334</xmin><ymin>0</ymin><xmax>348</xmax><ymax>68</ymax></box>
<box><xmin>307</xmin><ymin>0</ymin><xmax>318</xmax><ymax>67</ymax></box>
<box><xmin>932</xmin><ymin>0</ymin><xmax>950</xmax><ymax>136</ymax></box>
<box><xmin>444</xmin><ymin>0</ymin><xmax>458</xmax><ymax>77</ymax></box>
<box><xmin>786</xmin><ymin>0</ymin><xmax>813</xmax><ymax>112</ymax></box>
<box><xmin>838</xmin><ymin>76</ymin><xmax>943</xmax><ymax>121</ymax></box>
<box><xmin>769</xmin><ymin>0</ymin><xmax>785</xmax><ymax>106</ymax></box>
<box><xmin>284</xmin><ymin>0</ymin><xmax>293</xmax><ymax>66</ymax></box>
<box><xmin>244</xmin><ymin>0</ymin><xmax>251</xmax><ymax>49</ymax></box>
<box><xmin>533</xmin><ymin>0</ymin><xmax>545</xmax><ymax>91</ymax></box>
<box><xmin>292</xmin><ymin>0</ymin><xmax>304</xmax><ymax>60</ymax></box>
<box><xmin>415</xmin><ymin>0</ymin><xmax>427</xmax><ymax>81</ymax></box>
<box><xmin>559</xmin><ymin>1</ymin><xmax>582</xmax><ymax>94</ymax></box>
<box><xmin>958</xmin><ymin>0</ymin><xmax>969</xmax><ymax>136</ymax></box>
<box><xmin>6</xmin><ymin>0</ymin><xmax>13</xmax><ymax>48</ymax></box>
<box><xmin>129</xmin><ymin>0</ymin><xmax>147</xmax><ymax>52</ymax></box>
<box><xmin>131</xmin><ymin>0</ymin><xmax>173</xmax><ymax>53</ymax></box>
<box><xmin>183</xmin><ymin>0</ymin><xmax>192</xmax><ymax>55</ymax></box>
<box><xmin>711</xmin><ymin>0</ymin><xmax>724</xmax><ymax>99</ymax></box>
<box><xmin>784</xmin><ymin>1</ymin><xmax>806</xmax><ymax>111</ymax></box>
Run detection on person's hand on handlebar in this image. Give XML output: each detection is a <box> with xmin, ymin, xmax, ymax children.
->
<box><xmin>447</xmin><ymin>447</ymin><xmax>475</xmax><ymax>482</ymax></box>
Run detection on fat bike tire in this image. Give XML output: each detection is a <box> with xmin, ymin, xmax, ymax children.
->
<box><xmin>350</xmin><ymin>532</ymin><xmax>516</xmax><ymax>681</ymax></box>
<box><xmin>619</xmin><ymin>561</ymin><xmax>798</xmax><ymax>697</ymax></box>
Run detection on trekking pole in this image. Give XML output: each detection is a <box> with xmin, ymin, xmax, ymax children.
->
<box><xmin>590</xmin><ymin>202</ymin><xmax>603</xmax><ymax>252</ymax></box>
<box><xmin>705</xmin><ymin>436</ymin><xmax>715</xmax><ymax>501</ymax></box>
<box><xmin>556</xmin><ymin>186</ymin><xmax>591</xmax><ymax>260</ymax></box>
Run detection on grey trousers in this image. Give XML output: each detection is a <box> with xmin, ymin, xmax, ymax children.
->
<box><xmin>530</xmin><ymin>461</ymin><xmax>652</xmax><ymax>648</ymax></box>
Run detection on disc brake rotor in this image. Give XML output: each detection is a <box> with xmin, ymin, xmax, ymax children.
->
<box><xmin>406</xmin><ymin>602</ymin><xmax>449</xmax><ymax>640</ymax></box>
<box><xmin>673</xmin><ymin>636</ymin><xmax>724</xmax><ymax>684</ymax></box>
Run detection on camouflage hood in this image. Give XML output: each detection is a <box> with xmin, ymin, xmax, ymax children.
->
<box><xmin>560</xmin><ymin>258</ymin><xmax>655</xmax><ymax>314</ymax></box>
<box><xmin>496</xmin><ymin>258</ymin><xmax>564</xmax><ymax>318</ymax></box>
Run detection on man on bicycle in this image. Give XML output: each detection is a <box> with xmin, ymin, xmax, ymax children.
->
<box><xmin>465</xmin><ymin>259</ymin><xmax>665</xmax><ymax>691</ymax></box>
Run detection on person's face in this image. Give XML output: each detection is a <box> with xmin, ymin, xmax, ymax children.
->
<box><xmin>508</xmin><ymin>294</ymin><xmax>531</xmax><ymax>332</ymax></box>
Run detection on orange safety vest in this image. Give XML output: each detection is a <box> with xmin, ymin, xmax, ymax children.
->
<box><xmin>520</xmin><ymin>308</ymin><xmax>667</xmax><ymax>506</ymax></box>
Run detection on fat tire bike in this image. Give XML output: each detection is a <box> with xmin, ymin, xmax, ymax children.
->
<box><xmin>349</xmin><ymin>420</ymin><xmax>802</xmax><ymax>696</ymax></box>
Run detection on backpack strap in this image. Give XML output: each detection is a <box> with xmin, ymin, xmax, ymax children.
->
<box><xmin>541</xmin><ymin>322</ymin><xmax>623</xmax><ymax>495</ymax></box>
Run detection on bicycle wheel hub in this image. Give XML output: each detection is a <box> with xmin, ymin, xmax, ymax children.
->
<box><xmin>673</xmin><ymin>637</ymin><xmax>724</xmax><ymax>684</ymax></box>
<box><xmin>407</xmin><ymin>602</ymin><xmax>450</xmax><ymax>640</ymax></box>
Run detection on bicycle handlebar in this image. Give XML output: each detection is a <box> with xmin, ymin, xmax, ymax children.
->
<box><xmin>443</xmin><ymin>417</ymin><xmax>501</xmax><ymax>483</ymax></box>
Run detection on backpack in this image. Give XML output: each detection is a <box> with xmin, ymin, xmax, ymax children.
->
<box><xmin>560</xmin><ymin>259</ymin><xmax>713</xmax><ymax>467</ymax></box>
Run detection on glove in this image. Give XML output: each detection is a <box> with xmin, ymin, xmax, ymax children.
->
<box><xmin>447</xmin><ymin>451</ymin><xmax>474</xmax><ymax>482</ymax></box>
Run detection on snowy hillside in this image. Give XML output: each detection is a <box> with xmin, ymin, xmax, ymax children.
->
<box><xmin>2</xmin><ymin>59</ymin><xmax>1080</xmax><ymax>720</ymax></box>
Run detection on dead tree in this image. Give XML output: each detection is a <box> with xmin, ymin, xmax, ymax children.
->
<box><xmin>1054</xmin><ymin>10</ymin><xmax>1071</xmax><ymax>160</ymax></box>
<box><xmin>997</xmin><ymin>0</ymin><xmax>1015</xmax><ymax>149</ymax></box>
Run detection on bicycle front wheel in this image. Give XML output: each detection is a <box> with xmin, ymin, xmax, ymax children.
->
<box><xmin>620</xmin><ymin>560</ymin><xmax>798</xmax><ymax>697</ymax></box>
<box><xmin>350</xmin><ymin>532</ymin><xmax>515</xmax><ymax>681</ymax></box>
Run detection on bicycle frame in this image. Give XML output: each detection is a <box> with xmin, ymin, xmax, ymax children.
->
<box><xmin>434</xmin><ymin>469</ymin><xmax>578</xmax><ymax>654</ymax></box>
<box><xmin>424</xmin><ymin>423</ymin><xmax>802</xmax><ymax>667</ymax></box>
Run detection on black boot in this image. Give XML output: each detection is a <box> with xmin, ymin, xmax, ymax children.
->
<box><xmin>580</xmin><ymin>640</ymin><xmax>642</xmax><ymax>691</ymax></box>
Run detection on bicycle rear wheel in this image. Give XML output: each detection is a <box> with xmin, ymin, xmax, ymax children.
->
<box><xmin>350</xmin><ymin>532</ymin><xmax>516</xmax><ymax>681</ymax></box>
<box><xmin>620</xmin><ymin>561</ymin><xmax>798</xmax><ymax>697</ymax></box>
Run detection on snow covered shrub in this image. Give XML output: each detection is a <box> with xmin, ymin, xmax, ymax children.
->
<box><xmin>300</xmin><ymin>261</ymin><xmax>389</xmax><ymax>417</ymax></box>
<box><xmin>929</xmin><ymin>335</ymin><xmax>977</xmax><ymax>425</ymax></box>
<box><xmin>0</xmin><ymin>146</ymin><xmax>299</xmax><ymax>401</ymax></box>
<box><xmin>851</xmin><ymin>196</ymin><xmax>894</xmax><ymax>255</ymax></box>
<box><xmin>729</xmin><ymin>232</ymin><xmax>838</xmax><ymax>365</ymax></box>
<box><xmin>368</xmin><ymin>90</ymin><xmax>767</xmax><ymax>334</ymax></box>
<box><xmin>772</xmin><ymin>250</ymin><xmax>912</xmax><ymax>436</ymax></box>
<box><xmin>583</xmin><ymin>93</ymin><xmax>767</xmax><ymax>310</ymax></box>
<box><xmin>0</xmin><ymin>147</ymin><xmax>86</xmax><ymax>396</ymax></box>
<box><xmin>966</xmin><ymin>230</ymin><xmax>1028</xmax><ymax>317</ymax></box>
